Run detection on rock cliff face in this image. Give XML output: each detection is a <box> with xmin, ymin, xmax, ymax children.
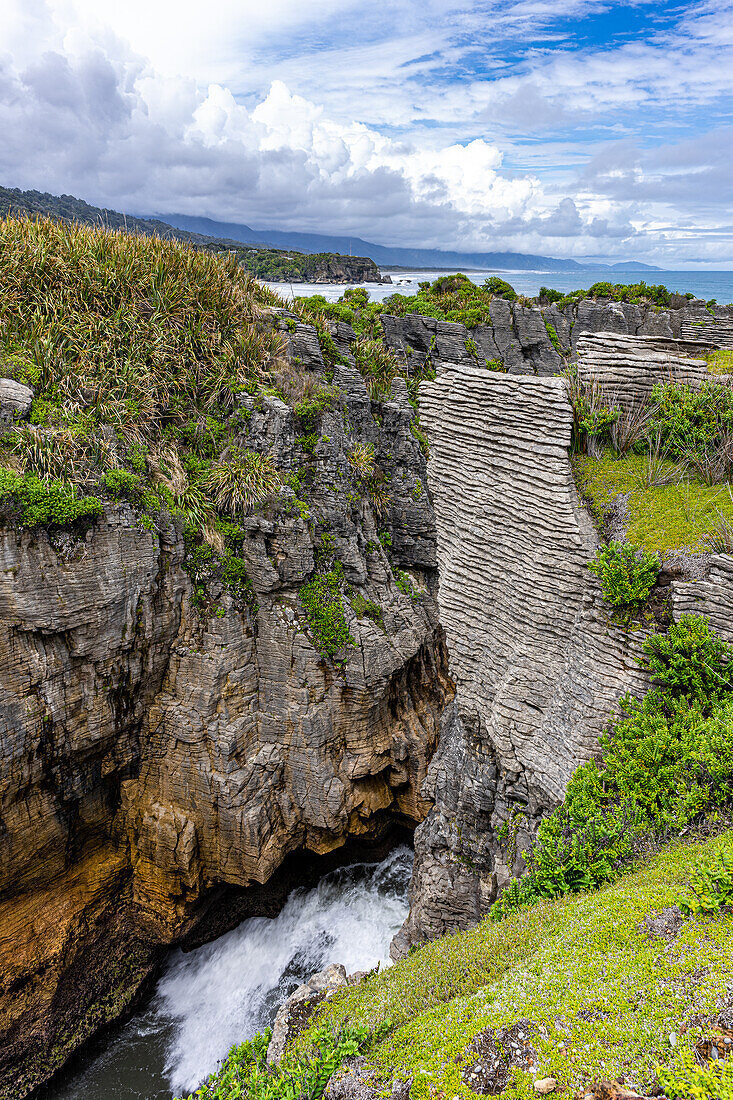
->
<box><xmin>304</xmin><ymin>256</ymin><xmax>389</xmax><ymax>284</ymax></box>
<box><xmin>380</xmin><ymin>298</ymin><xmax>733</xmax><ymax>378</ymax></box>
<box><xmin>393</xmin><ymin>353</ymin><xmax>733</xmax><ymax>955</ymax></box>
<box><xmin>391</xmin><ymin>365</ymin><xmax>653</xmax><ymax>955</ymax></box>
<box><xmin>0</xmin><ymin>317</ymin><xmax>450</xmax><ymax>1097</ymax></box>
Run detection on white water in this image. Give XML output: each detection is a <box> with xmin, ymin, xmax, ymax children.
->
<box><xmin>45</xmin><ymin>846</ymin><xmax>412</xmax><ymax>1100</ymax></box>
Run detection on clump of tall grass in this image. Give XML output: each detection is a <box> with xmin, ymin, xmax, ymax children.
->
<box><xmin>204</xmin><ymin>450</ymin><xmax>283</xmax><ymax>514</ymax></box>
<box><xmin>347</xmin><ymin>442</ymin><xmax>376</xmax><ymax>478</ymax></box>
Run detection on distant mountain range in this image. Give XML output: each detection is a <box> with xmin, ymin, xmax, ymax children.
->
<box><xmin>0</xmin><ymin>183</ymin><xmax>660</xmax><ymax>277</ymax></box>
<box><xmin>154</xmin><ymin>213</ymin><xmax>660</xmax><ymax>274</ymax></box>
<box><xmin>0</xmin><ymin>186</ymin><xmax>385</xmax><ymax>282</ymax></box>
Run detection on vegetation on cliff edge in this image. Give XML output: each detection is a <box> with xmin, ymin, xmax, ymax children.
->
<box><xmin>0</xmin><ymin>216</ymin><xmax>419</xmax><ymax>649</ymax></box>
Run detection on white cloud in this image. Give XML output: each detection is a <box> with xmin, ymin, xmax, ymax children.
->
<box><xmin>1</xmin><ymin>0</ymin><xmax>733</xmax><ymax>261</ymax></box>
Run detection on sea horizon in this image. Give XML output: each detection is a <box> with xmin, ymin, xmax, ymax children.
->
<box><xmin>267</xmin><ymin>267</ymin><xmax>733</xmax><ymax>306</ymax></box>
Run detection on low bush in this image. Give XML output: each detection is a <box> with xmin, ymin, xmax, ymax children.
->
<box><xmin>657</xmin><ymin>1046</ymin><xmax>733</xmax><ymax>1100</ymax></box>
<box><xmin>648</xmin><ymin>381</ymin><xmax>733</xmax><ymax>458</ymax></box>
<box><xmin>587</xmin><ymin>540</ymin><xmax>659</xmax><ymax>612</ymax></box>
<box><xmin>0</xmin><ymin>466</ymin><xmax>102</xmax><ymax>528</ymax></box>
<box><xmin>680</xmin><ymin>839</ymin><xmax>733</xmax><ymax>915</ymax></box>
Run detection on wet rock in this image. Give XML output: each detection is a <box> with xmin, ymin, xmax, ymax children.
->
<box><xmin>267</xmin><ymin>964</ymin><xmax>348</xmax><ymax>1065</ymax></box>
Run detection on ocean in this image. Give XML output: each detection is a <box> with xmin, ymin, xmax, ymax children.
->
<box><xmin>266</xmin><ymin>268</ymin><xmax>733</xmax><ymax>306</ymax></box>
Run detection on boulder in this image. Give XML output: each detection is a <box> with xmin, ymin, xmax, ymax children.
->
<box><xmin>0</xmin><ymin>377</ymin><xmax>33</xmax><ymax>426</ymax></box>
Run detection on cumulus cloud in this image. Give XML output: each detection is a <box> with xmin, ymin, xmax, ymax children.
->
<box><xmin>1</xmin><ymin>0</ymin><xmax>733</xmax><ymax>261</ymax></box>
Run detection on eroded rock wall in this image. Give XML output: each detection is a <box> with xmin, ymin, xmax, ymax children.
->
<box><xmin>392</xmin><ymin>365</ymin><xmax>652</xmax><ymax>955</ymax></box>
<box><xmin>380</xmin><ymin>298</ymin><xmax>733</xmax><ymax>379</ymax></box>
<box><xmin>0</xmin><ymin>319</ymin><xmax>451</xmax><ymax>1097</ymax></box>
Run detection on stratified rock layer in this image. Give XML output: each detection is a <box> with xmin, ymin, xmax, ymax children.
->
<box><xmin>393</xmin><ymin>365</ymin><xmax>651</xmax><ymax>955</ymax></box>
<box><xmin>380</xmin><ymin>298</ymin><xmax>733</xmax><ymax>379</ymax></box>
<box><xmin>0</xmin><ymin>318</ymin><xmax>451</xmax><ymax>1098</ymax></box>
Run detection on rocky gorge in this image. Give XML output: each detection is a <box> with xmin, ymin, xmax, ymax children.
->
<box><xmin>2</xmin><ymin>224</ymin><xmax>733</xmax><ymax>1100</ymax></box>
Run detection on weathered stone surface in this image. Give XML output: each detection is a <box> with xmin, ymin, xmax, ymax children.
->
<box><xmin>0</xmin><ymin>377</ymin><xmax>33</xmax><ymax>425</ymax></box>
<box><xmin>267</xmin><ymin>964</ymin><xmax>348</xmax><ymax>1065</ymax></box>
<box><xmin>394</xmin><ymin>365</ymin><xmax>651</xmax><ymax>954</ymax></box>
<box><xmin>576</xmin><ymin>331</ymin><xmax>718</xmax><ymax>407</ymax></box>
<box><xmin>0</xmin><ymin>318</ymin><xmax>451</xmax><ymax>1097</ymax></box>
<box><xmin>379</xmin><ymin>298</ymin><xmax>733</xmax><ymax>380</ymax></box>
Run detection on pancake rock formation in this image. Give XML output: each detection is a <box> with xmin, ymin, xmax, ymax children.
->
<box><xmin>392</xmin><ymin>360</ymin><xmax>733</xmax><ymax>955</ymax></box>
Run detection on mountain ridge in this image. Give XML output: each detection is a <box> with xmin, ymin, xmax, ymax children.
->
<box><xmin>153</xmin><ymin>211</ymin><xmax>661</xmax><ymax>273</ymax></box>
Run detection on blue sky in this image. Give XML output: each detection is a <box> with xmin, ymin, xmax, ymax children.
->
<box><xmin>2</xmin><ymin>0</ymin><xmax>733</xmax><ymax>264</ymax></box>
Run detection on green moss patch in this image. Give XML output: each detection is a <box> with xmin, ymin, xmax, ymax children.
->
<box><xmin>574</xmin><ymin>451</ymin><xmax>733</xmax><ymax>554</ymax></box>
<box><xmin>300</xmin><ymin>832</ymin><xmax>733</xmax><ymax>1100</ymax></box>
<box><xmin>705</xmin><ymin>348</ymin><xmax>733</xmax><ymax>375</ymax></box>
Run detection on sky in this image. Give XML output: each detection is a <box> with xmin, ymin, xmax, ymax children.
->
<box><xmin>1</xmin><ymin>0</ymin><xmax>733</xmax><ymax>266</ymax></box>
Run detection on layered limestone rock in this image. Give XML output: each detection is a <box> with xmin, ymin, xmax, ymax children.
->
<box><xmin>576</xmin><ymin>332</ymin><xmax>716</xmax><ymax>406</ymax></box>
<box><xmin>392</xmin><ymin>366</ymin><xmax>653</xmax><ymax>955</ymax></box>
<box><xmin>0</xmin><ymin>317</ymin><xmax>450</xmax><ymax>1097</ymax></box>
<box><xmin>379</xmin><ymin>298</ymin><xmax>733</xmax><ymax>380</ymax></box>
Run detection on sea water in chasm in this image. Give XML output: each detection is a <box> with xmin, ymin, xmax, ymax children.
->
<box><xmin>42</xmin><ymin>846</ymin><xmax>413</xmax><ymax>1100</ymax></box>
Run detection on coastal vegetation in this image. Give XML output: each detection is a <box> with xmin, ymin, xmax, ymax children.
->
<box><xmin>296</xmin><ymin>275</ymin><xmax>708</xmax><ymax>341</ymax></box>
<box><xmin>0</xmin><ymin>216</ymin><xmax>418</xmax><ymax>637</ymax></box>
<box><xmin>0</xmin><ymin>184</ymin><xmax>383</xmax><ymax>285</ymax></box>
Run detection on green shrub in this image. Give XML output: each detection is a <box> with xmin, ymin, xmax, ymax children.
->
<box><xmin>642</xmin><ymin>613</ymin><xmax>732</xmax><ymax>710</ymax></box>
<box><xmin>0</xmin><ymin>466</ymin><xmax>102</xmax><ymax>528</ymax></box>
<box><xmin>100</xmin><ymin>468</ymin><xmax>144</xmax><ymax>504</ymax></box>
<box><xmin>491</xmin><ymin>615</ymin><xmax>733</xmax><ymax>921</ymax></box>
<box><xmin>657</xmin><ymin>1046</ymin><xmax>733</xmax><ymax>1100</ymax></box>
<box><xmin>176</xmin><ymin>1023</ymin><xmax>382</xmax><ymax>1100</ymax></box>
<box><xmin>648</xmin><ymin>381</ymin><xmax>733</xmax><ymax>458</ymax></box>
<box><xmin>538</xmin><ymin>287</ymin><xmax>565</xmax><ymax>305</ymax></box>
<box><xmin>588</xmin><ymin>540</ymin><xmax>659</xmax><ymax>611</ymax></box>
<box><xmin>680</xmin><ymin>840</ymin><xmax>733</xmax><ymax>915</ymax></box>
<box><xmin>299</xmin><ymin>559</ymin><xmax>354</xmax><ymax>660</ymax></box>
<box><xmin>483</xmin><ymin>276</ymin><xmax>517</xmax><ymax>301</ymax></box>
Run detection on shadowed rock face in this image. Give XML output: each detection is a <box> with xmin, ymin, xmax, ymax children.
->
<box><xmin>392</xmin><ymin>366</ymin><xmax>653</xmax><ymax>956</ymax></box>
<box><xmin>0</xmin><ymin>318</ymin><xmax>451</xmax><ymax>1098</ymax></box>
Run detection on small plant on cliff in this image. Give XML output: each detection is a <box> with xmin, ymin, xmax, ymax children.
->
<box><xmin>0</xmin><ymin>467</ymin><xmax>102</xmax><ymax>528</ymax></box>
<box><xmin>176</xmin><ymin>1023</ymin><xmax>384</xmax><ymax>1100</ymax></box>
<box><xmin>204</xmin><ymin>450</ymin><xmax>282</xmax><ymax>514</ymax></box>
<box><xmin>588</xmin><ymin>540</ymin><xmax>659</xmax><ymax>612</ymax></box>
<box><xmin>543</xmin><ymin>319</ymin><xmax>566</xmax><ymax>358</ymax></box>
<box><xmin>490</xmin><ymin>614</ymin><xmax>733</xmax><ymax>921</ymax></box>
<box><xmin>299</xmin><ymin>552</ymin><xmax>354</xmax><ymax>662</ymax></box>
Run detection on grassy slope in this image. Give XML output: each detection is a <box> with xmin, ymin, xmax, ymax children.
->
<box><xmin>301</xmin><ymin>833</ymin><xmax>733</xmax><ymax>1099</ymax></box>
<box><xmin>574</xmin><ymin>452</ymin><xmax>733</xmax><ymax>555</ymax></box>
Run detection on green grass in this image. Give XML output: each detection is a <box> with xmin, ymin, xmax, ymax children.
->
<box><xmin>705</xmin><ymin>348</ymin><xmax>733</xmax><ymax>375</ymax></box>
<box><xmin>574</xmin><ymin>451</ymin><xmax>733</xmax><ymax>554</ymax></box>
<box><xmin>297</xmin><ymin>832</ymin><xmax>733</xmax><ymax>1100</ymax></box>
